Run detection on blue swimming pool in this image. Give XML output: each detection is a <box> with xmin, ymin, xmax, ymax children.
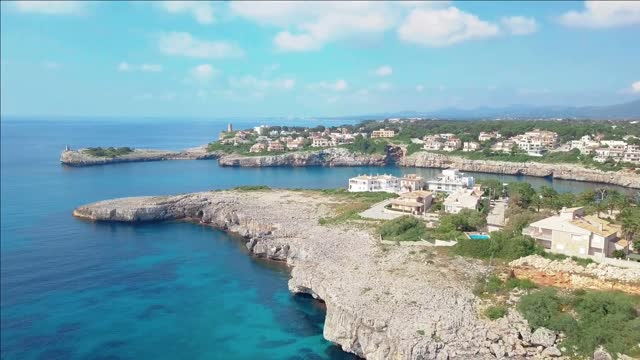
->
<box><xmin>469</xmin><ymin>234</ymin><xmax>490</xmax><ymax>240</ymax></box>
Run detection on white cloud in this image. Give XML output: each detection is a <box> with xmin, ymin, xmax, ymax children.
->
<box><xmin>118</xmin><ymin>62</ymin><xmax>132</xmax><ymax>72</ymax></box>
<box><xmin>416</xmin><ymin>84</ymin><xmax>425</xmax><ymax>92</ymax></box>
<box><xmin>375</xmin><ymin>65</ymin><xmax>393</xmax><ymax>77</ymax></box>
<box><xmin>631</xmin><ymin>81</ymin><xmax>640</xmax><ymax>94</ymax></box>
<box><xmin>398</xmin><ymin>6</ymin><xmax>499</xmax><ymax>46</ymax></box>
<box><xmin>190</xmin><ymin>64</ymin><xmax>218</xmax><ymax>81</ymax></box>
<box><xmin>13</xmin><ymin>1</ymin><xmax>84</xmax><ymax>15</ymax></box>
<box><xmin>308</xmin><ymin>79</ymin><xmax>349</xmax><ymax>92</ymax></box>
<box><xmin>231</xmin><ymin>2</ymin><xmax>407</xmax><ymax>51</ymax></box>
<box><xmin>42</xmin><ymin>61</ymin><xmax>61</xmax><ymax>70</ymax></box>
<box><xmin>158</xmin><ymin>32</ymin><xmax>244</xmax><ymax>59</ymax></box>
<box><xmin>229</xmin><ymin>75</ymin><xmax>296</xmax><ymax>91</ymax></box>
<box><xmin>377</xmin><ymin>82</ymin><xmax>392</xmax><ymax>91</ymax></box>
<box><xmin>140</xmin><ymin>64</ymin><xmax>163</xmax><ymax>72</ymax></box>
<box><xmin>559</xmin><ymin>1</ymin><xmax>640</xmax><ymax>28</ymax></box>
<box><xmin>160</xmin><ymin>1</ymin><xmax>214</xmax><ymax>24</ymax></box>
<box><xmin>501</xmin><ymin>16</ymin><xmax>538</xmax><ymax>35</ymax></box>
<box><xmin>118</xmin><ymin>62</ymin><xmax>163</xmax><ymax>72</ymax></box>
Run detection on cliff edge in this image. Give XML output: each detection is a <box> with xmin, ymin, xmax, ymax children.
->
<box><xmin>73</xmin><ymin>190</ymin><xmax>559</xmax><ymax>359</ymax></box>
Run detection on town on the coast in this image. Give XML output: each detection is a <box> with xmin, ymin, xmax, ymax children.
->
<box><xmin>211</xmin><ymin>118</ymin><xmax>640</xmax><ymax>168</ymax></box>
<box><xmin>345</xmin><ymin>167</ymin><xmax>637</xmax><ymax>263</ymax></box>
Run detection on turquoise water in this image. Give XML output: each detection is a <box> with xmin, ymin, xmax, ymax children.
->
<box><xmin>469</xmin><ymin>234</ymin><xmax>491</xmax><ymax>240</ymax></box>
<box><xmin>1</xmin><ymin>118</ymin><xmax>632</xmax><ymax>360</ymax></box>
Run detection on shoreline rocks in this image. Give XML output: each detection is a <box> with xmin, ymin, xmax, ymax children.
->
<box><xmin>60</xmin><ymin>146</ymin><xmax>639</xmax><ymax>188</ymax></box>
<box><xmin>72</xmin><ymin>189</ymin><xmax>567</xmax><ymax>359</ymax></box>
<box><xmin>60</xmin><ymin>146</ymin><xmax>219</xmax><ymax>167</ymax></box>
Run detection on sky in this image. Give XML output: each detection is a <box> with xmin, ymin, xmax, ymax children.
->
<box><xmin>1</xmin><ymin>0</ymin><xmax>639</xmax><ymax>118</ymax></box>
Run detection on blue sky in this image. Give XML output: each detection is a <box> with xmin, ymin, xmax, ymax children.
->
<box><xmin>1</xmin><ymin>1</ymin><xmax>639</xmax><ymax>118</ymax></box>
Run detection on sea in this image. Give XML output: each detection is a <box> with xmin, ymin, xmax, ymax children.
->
<box><xmin>0</xmin><ymin>118</ymin><xmax>631</xmax><ymax>360</ymax></box>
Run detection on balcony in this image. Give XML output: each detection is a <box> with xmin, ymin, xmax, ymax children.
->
<box><xmin>523</xmin><ymin>227</ymin><xmax>553</xmax><ymax>241</ymax></box>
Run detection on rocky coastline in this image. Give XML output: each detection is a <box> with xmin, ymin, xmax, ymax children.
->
<box><xmin>60</xmin><ymin>146</ymin><xmax>219</xmax><ymax>167</ymax></box>
<box><xmin>61</xmin><ymin>146</ymin><xmax>639</xmax><ymax>188</ymax></box>
<box><xmin>73</xmin><ymin>189</ymin><xmax>590</xmax><ymax>360</ymax></box>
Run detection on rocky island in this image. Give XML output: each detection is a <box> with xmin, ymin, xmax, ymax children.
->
<box><xmin>73</xmin><ymin>189</ymin><xmax>639</xmax><ymax>359</ymax></box>
<box><xmin>60</xmin><ymin>146</ymin><xmax>219</xmax><ymax>167</ymax></box>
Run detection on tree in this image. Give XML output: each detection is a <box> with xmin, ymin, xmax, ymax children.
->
<box><xmin>618</xmin><ymin>208</ymin><xmax>640</xmax><ymax>251</ymax></box>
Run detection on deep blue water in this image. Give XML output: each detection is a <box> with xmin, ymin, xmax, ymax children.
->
<box><xmin>0</xmin><ymin>119</ymin><xmax>631</xmax><ymax>360</ymax></box>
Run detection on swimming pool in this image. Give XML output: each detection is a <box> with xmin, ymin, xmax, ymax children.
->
<box><xmin>468</xmin><ymin>234</ymin><xmax>490</xmax><ymax>240</ymax></box>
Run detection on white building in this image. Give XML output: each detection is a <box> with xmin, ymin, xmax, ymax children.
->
<box><xmin>312</xmin><ymin>137</ymin><xmax>333</xmax><ymax>147</ymax></box>
<box><xmin>423</xmin><ymin>135</ymin><xmax>443</xmax><ymax>151</ymax></box>
<box><xmin>594</xmin><ymin>148</ymin><xmax>624</xmax><ymax>163</ymax></box>
<box><xmin>443</xmin><ymin>137</ymin><xmax>462</xmax><ymax>152</ymax></box>
<box><xmin>569</xmin><ymin>135</ymin><xmax>600</xmax><ymax>154</ymax></box>
<box><xmin>426</xmin><ymin>169</ymin><xmax>475</xmax><ymax>193</ymax></box>
<box><xmin>522</xmin><ymin>207</ymin><xmax>621</xmax><ymax>258</ymax></box>
<box><xmin>462</xmin><ymin>141</ymin><xmax>481</xmax><ymax>152</ymax></box>
<box><xmin>443</xmin><ymin>187</ymin><xmax>483</xmax><ymax>214</ymax></box>
<box><xmin>348</xmin><ymin>174</ymin><xmax>401</xmax><ymax>193</ymax></box>
<box><xmin>478</xmin><ymin>131</ymin><xmax>502</xmax><ymax>142</ymax></box>
<box><xmin>254</xmin><ymin>125</ymin><xmax>269</xmax><ymax>135</ymax></box>
<box><xmin>371</xmin><ymin>129</ymin><xmax>395</xmax><ymax>138</ymax></box>
<box><xmin>491</xmin><ymin>140</ymin><xmax>516</xmax><ymax>153</ymax></box>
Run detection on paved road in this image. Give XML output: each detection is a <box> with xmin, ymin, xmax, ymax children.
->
<box><xmin>359</xmin><ymin>200</ymin><xmax>404</xmax><ymax>220</ymax></box>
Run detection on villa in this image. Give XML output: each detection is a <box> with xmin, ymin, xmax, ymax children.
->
<box><xmin>423</xmin><ymin>135</ymin><xmax>444</xmax><ymax>151</ymax></box>
<box><xmin>249</xmin><ymin>143</ymin><xmax>267</xmax><ymax>153</ymax></box>
<box><xmin>443</xmin><ymin>187</ymin><xmax>483</xmax><ymax>214</ymax></box>
<box><xmin>371</xmin><ymin>129</ymin><xmax>395</xmax><ymax>138</ymax></box>
<box><xmin>478</xmin><ymin>131</ymin><xmax>502</xmax><ymax>142</ymax></box>
<box><xmin>312</xmin><ymin>137</ymin><xmax>333</xmax><ymax>147</ymax></box>
<box><xmin>399</xmin><ymin>174</ymin><xmax>425</xmax><ymax>192</ymax></box>
<box><xmin>522</xmin><ymin>207</ymin><xmax>621</xmax><ymax>258</ymax></box>
<box><xmin>443</xmin><ymin>137</ymin><xmax>462</xmax><ymax>152</ymax></box>
<box><xmin>426</xmin><ymin>169</ymin><xmax>475</xmax><ymax>193</ymax></box>
<box><xmin>267</xmin><ymin>141</ymin><xmax>285</xmax><ymax>152</ymax></box>
<box><xmin>389</xmin><ymin>191</ymin><xmax>433</xmax><ymax>215</ymax></box>
<box><xmin>462</xmin><ymin>142</ymin><xmax>481</xmax><ymax>152</ymax></box>
<box><xmin>348</xmin><ymin>174</ymin><xmax>401</xmax><ymax>193</ymax></box>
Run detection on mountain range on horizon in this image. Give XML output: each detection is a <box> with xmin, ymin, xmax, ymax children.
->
<box><xmin>333</xmin><ymin>99</ymin><xmax>640</xmax><ymax>121</ymax></box>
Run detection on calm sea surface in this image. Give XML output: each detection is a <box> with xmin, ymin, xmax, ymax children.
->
<box><xmin>0</xmin><ymin>118</ymin><xmax>630</xmax><ymax>360</ymax></box>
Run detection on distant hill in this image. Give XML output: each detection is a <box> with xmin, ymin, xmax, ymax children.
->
<box><xmin>337</xmin><ymin>99</ymin><xmax>640</xmax><ymax>121</ymax></box>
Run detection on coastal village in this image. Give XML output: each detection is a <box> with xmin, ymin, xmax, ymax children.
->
<box><xmin>213</xmin><ymin>119</ymin><xmax>640</xmax><ymax>166</ymax></box>
<box><xmin>345</xmin><ymin>168</ymin><xmax>637</xmax><ymax>263</ymax></box>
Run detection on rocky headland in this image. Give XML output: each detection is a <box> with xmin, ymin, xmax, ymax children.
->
<box><xmin>400</xmin><ymin>151</ymin><xmax>640</xmax><ymax>189</ymax></box>
<box><xmin>60</xmin><ymin>146</ymin><xmax>219</xmax><ymax>167</ymax></box>
<box><xmin>70</xmin><ymin>189</ymin><xmax>637</xmax><ymax>359</ymax></box>
<box><xmin>217</xmin><ymin>147</ymin><xmax>387</xmax><ymax>167</ymax></box>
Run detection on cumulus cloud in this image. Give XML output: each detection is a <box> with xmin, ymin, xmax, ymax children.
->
<box><xmin>158</xmin><ymin>32</ymin><xmax>244</xmax><ymax>59</ymax></box>
<box><xmin>159</xmin><ymin>1</ymin><xmax>214</xmax><ymax>24</ymax></box>
<box><xmin>375</xmin><ymin>65</ymin><xmax>393</xmax><ymax>77</ymax></box>
<box><xmin>501</xmin><ymin>16</ymin><xmax>538</xmax><ymax>35</ymax></box>
<box><xmin>559</xmin><ymin>1</ymin><xmax>640</xmax><ymax>28</ymax></box>
<box><xmin>229</xmin><ymin>75</ymin><xmax>296</xmax><ymax>91</ymax></box>
<box><xmin>398</xmin><ymin>6</ymin><xmax>499</xmax><ymax>46</ymax></box>
<box><xmin>13</xmin><ymin>1</ymin><xmax>84</xmax><ymax>15</ymax></box>
<box><xmin>118</xmin><ymin>62</ymin><xmax>163</xmax><ymax>72</ymax></box>
<box><xmin>231</xmin><ymin>2</ymin><xmax>404</xmax><ymax>51</ymax></box>
<box><xmin>308</xmin><ymin>79</ymin><xmax>348</xmax><ymax>92</ymax></box>
<box><xmin>631</xmin><ymin>81</ymin><xmax>640</xmax><ymax>94</ymax></box>
<box><xmin>190</xmin><ymin>64</ymin><xmax>218</xmax><ymax>81</ymax></box>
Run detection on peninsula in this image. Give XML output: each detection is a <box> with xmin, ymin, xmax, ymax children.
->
<box><xmin>73</xmin><ymin>188</ymin><xmax>640</xmax><ymax>359</ymax></box>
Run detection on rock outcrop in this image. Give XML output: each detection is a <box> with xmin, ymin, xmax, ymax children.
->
<box><xmin>73</xmin><ymin>190</ymin><xmax>568</xmax><ymax>359</ymax></box>
<box><xmin>400</xmin><ymin>151</ymin><xmax>640</xmax><ymax>188</ymax></box>
<box><xmin>218</xmin><ymin>147</ymin><xmax>387</xmax><ymax>167</ymax></box>
<box><xmin>60</xmin><ymin>146</ymin><xmax>219</xmax><ymax>167</ymax></box>
<box><xmin>510</xmin><ymin>255</ymin><xmax>640</xmax><ymax>283</ymax></box>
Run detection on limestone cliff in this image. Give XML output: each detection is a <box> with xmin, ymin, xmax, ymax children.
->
<box><xmin>218</xmin><ymin>147</ymin><xmax>387</xmax><ymax>167</ymax></box>
<box><xmin>73</xmin><ymin>190</ymin><xmax>562</xmax><ymax>359</ymax></box>
<box><xmin>400</xmin><ymin>151</ymin><xmax>640</xmax><ymax>189</ymax></box>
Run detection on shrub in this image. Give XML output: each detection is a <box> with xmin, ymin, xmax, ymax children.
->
<box><xmin>378</xmin><ymin>216</ymin><xmax>428</xmax><ymax>242</ymax></box>
<box><xmin>233</xmin><ymin>185</ymin><xmax>271</xmax><ymax>191</ymax></box>
<box><xmin>518</xmin><ymin>288</ymin><xmax>640</xmax><ymax>357</ymax></box>
<box><xmin>454</xmin><ymin>230</ymin><xmax>544</xmax><ymax>261</ymax></box>
<box><xmin>485</xmin><ymin>305</ymin><xmax>508</xmax><ymax>320</ymax></box>
<box><xmin>611</xmin><ymin>250</ymin><xmax>626</xmax><ymax>259</ymax></box>
<box><xmin>83</xmin><ymin>146</ymin><xmax>133</xmax><ymax>158</ymax></box>
<box><xmin>505</xmin><ymin>277</ymin><xmax>537</xmax><ymax>290</ymax></box>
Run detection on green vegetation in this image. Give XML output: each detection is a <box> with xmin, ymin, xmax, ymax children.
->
<box><xmin>378</xmin><ymin>216</ymin><xmax>428</xmax><ymax>241</ymax></box>
<box><xmin>517</xmin><ymin>288</ymin><xmax>640</xmax><ymax>357</ymax></box>
<box><xmin>233</xmin><ymin>185</ymin><xmax>271</xmax><ymax>191</ymax></box>
<box><xmin>455</xmin><ymin>230</ymin><xmax>543</xmax><ymax>261</ymax></box>
<box><xmin>473</xmin><ymin>273</ymin><xmax>537</xmax><ymax>297</ymax></box>
<box><xmin>316</xmin><ymin>189</ymin><xmax>397</xmax><ymax>225</ymax></box>
<box><xmin>83</xmin><ymin>147</ymin><xmax>133</xmax><ymax>158</ymax></box>
<box><xmin>341</xmin><ymin>135</ymin><xmax>388</xmax><ymax>155</ymax></box>
<box><xmin>484</xmin><ymin>305</ymin><xmax>508</xmax><ymax>320</ymax></box>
